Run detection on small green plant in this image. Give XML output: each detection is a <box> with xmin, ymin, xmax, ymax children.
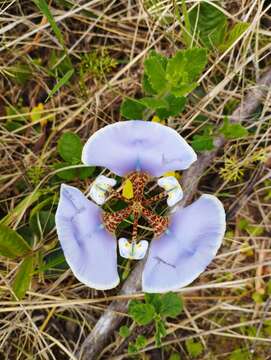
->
<box><xmin>127</xmin><ymin>292</ymin><xmax>183</xmax><ymax>351</ymax></box>
<box><xmin>80</xmin><ymin>49</ymin><xmax>117</xmax><ymax>80</ymax></box>
<box><xmin>121</xmin><ymin>48</ymin><xmax>207</xmax><ymax>120</ymax></box>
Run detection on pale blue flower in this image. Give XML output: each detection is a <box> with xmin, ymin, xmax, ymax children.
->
<box><xmin>56</xmin><ymin>121</ymin><xmax>226</xmax><ymax>292</ymax></box>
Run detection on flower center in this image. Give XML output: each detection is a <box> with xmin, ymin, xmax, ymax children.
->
<box><xmin>102</xmin><ymin>171</ymin><xmax>169</xmax><ymax>243</ymax></box>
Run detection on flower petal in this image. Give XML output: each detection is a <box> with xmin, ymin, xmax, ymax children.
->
<box><xmin>55</xmin><ymin>184</ymin><xmax>119</xmax><ymax>290</ymax></box>
<box><xmin>157</xmin><ymin>176</ymin><xmax>183</xmax><ymax>207</ymax></box>
<box><xmin>88</xmin><ymin>175</ymin><xmax>116</xmax><ymax>205</ymax></box>
<box><xmin>118</xmin><ymin>238</ymin><xmax>149</xmax><ymax>259</ymax></box>
<box><xmin>142</xmin><ymin>195</ymin><xmax>226</xmax><ymax>293</ymax></box>
<box><xmin>82</xmin><ymin>121</ymin><xmax>197</xmax><ymax>176</ymax></box>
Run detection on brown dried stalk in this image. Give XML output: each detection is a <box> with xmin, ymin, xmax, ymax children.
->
<box><xmin>77</xmin><ymin>68</ymin><xmax>271</xmax><ymax>360</ymax></box>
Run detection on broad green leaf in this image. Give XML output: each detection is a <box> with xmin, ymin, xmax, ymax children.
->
<box><xmin>142</xmin><ymin>73</ymin><xmax>156</xmax><ymax>95</ymax></box>
<box><xmin>171</xmin><ymin>83</ymin><xmax>197</xmax><ymax>97</ymax></box>
<box><xmin>0</xmin><ymin>224</ymin><xmax>31</xmax><ymax>258</ymax></box>
<box><xmin>12</xmin><ymin>255</ymin><xmax>34</xmax><ymax>299</ymax></box>
<box><xmin>220</xmin><ymin>22</ymin><xmax>250</xmax><ymax>51</ymax></box>
<box><xmin>140</xmin><ymin>97</ymin><xmax>168</xmax><ymax>110</ymax></box>
<box><xmin>120</xmin><ymin>98</ymin><xmax>146</xmax><ymax>120</ymax></box>
<box><xmin>39</xmin><ymin>251</ymin><xmax>66</xmax><ymax>272</ymax></box>
<box><xmin>79</xmin><ymin>166</ymin><xmax>95</xmax><ymax>180</ymax></box>
<box><xmin>189</xmin><ymin>2</ymin><xmax>227</xmax><ymax>48</ymax></box>
<box><xmin>191</xmin><ymin>134</ymin><xmax>214</xmax><ymax>151</ymax></box>
<box><xmin>219</xmin><ymin>117</ymin><xmax>248</xmax><ymax>139</ymax></box>
<box><xmin>144</xmin><ymin>293</ymin><xmax>162</xmax><ymax>313</ymax></box>
<box><xmin>144</xmin><ymin>52</ymin><xmax>168</xmax><ymax>93</ymax></box>
<box><xmin>160</xmin><ymin>292</ymin><xmax>183</xmax><ymax>318</ymax></box>
<box><xmin>166</xmin><ymin>48</ymin><xmax>207</xmax><ymax>86</ymax></box>
<box><xmin>119</xmin><ymin>325</ymin><xmax>130</xmax><ymax>338</ymax></box>
<box><xmin>229</xmin><ymin>348</ymin><xmax>251</xmax><ymax>360</ymax></box>
<box><xmin>46</xmin><ymin>69</ymin><xmax>74</xmax><ymax>101</ymax></box>
<box><xmin>169</xmin><ymin>353</ymin><xmax>181</xmax><ymax>360</ymax></box>
<box><xmin>33</xmin><ymin>0</ymin><xmax>65</xmax><ymax>46</ymax></box>
<box><xmin>156</xmin><ymin>95</ymin><xmax>186</xmax><ymax>119</ymax></box>
<box><xmin>54</xmin><ymin>162</ymin><xmax>77</xmax><ymax>180</ymax></box>
<box><xmin>57</xmin><ymin>132</ymin><xmax>82</xmax><ymax>164</ymax></box>
<box><xmin>128</xmin><ymin>300</ymin><xmax>155</xmax><ymax>325</ymax></box>
<box><xmin>185</xmin><ymin>339</ymin><xmax>204</xmax><ymax>358</ymax></box>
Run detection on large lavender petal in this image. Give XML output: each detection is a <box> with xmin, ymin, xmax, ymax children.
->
<box><xmin>82</xmin><ymin>121</ymin><xmax>197</xmax><ymax>176</ymax></box>
<box><xmin>142</xmin><ymin>195</ymin><xmax>226</xmax><ymax>293</ymax></box>
<box><xmin>55</xmin><ymin>184</ymin><xmax>119</xmax><ymax>290</ymax></box>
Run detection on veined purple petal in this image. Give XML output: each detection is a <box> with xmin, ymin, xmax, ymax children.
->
<box><xmin>82</xmin><ymin>121</ymin><xmax>197</xmax><ymax>177</ymax></box>
<box><xmin>55</xmin><ymin>184</ymin><xmax>119</xmax><ymax>290</ymax></box>
<box><xmin>142</xmin><ymin>195</ymin><xmax>226</xmax><ymax>293</ymax></box>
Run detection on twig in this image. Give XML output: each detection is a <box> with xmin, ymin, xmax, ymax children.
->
<box><xmin>77</xmin><ymin>68</ymin><xmax>271</xmax><ymax>360</ymax></box>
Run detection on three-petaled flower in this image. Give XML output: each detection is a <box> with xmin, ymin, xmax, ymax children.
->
<box><xmin>56</xmin><ymin>121</ymin><xmax>226</xmax><ymax>293</ymax></box>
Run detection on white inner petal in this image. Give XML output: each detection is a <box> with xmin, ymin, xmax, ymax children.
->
<box><xmin>118</xmin><ymin>238</ymin><xmax>149</xmax><ymax>260</ymax></box>
<box><xmin>89</xmin><ymin>175</ymin><xmax>116</xmax><ymax>205</ymax></box>
<box><xmin>157</xmin><ymin>176</ymin><xmax>183</xmax><ymax>207</ymax></box>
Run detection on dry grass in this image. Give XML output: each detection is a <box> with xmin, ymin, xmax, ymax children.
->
<box><xmin>0</xmin><ymin>0</ymin><xmax>271</xmax><ymax>359</ymax></box>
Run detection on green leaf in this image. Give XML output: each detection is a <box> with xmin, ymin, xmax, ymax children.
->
<box><xmin>33</xmin><ymin>0</ymin><xmax>65</xmax><ymax>46</ymax></box>
<box><xmin>12</xmin><ymin>255</ymin><xmax>34</xmax><ymax>300</ymax></box>
<box><xmin>144</xmin><ymin>293</ymin><xmax>162</xmax><ymax>313</ymax></box>
<box><xmin>169</xmin><ymin>353</ymin><xmax>181</xmax><ymax>360</ymax></box>
<box><xmin>166</xmin><ymin>48</ymin><xmax>207</xmax><ymax>86</ymax></box>
<box><xmin>135</xmin><ymin>335</ymin><xmax>147</xmax><ymax>349</ymax></box>
<box><xmin>155</xmin><ymin>319</ymin><xmax>167</xmax><ymax>346</ymax></box>
<box><xmin>120</xmin><ymin>98</ymin><xmax>147</xmax><ymax>120</ymax></box>
<box><xmin>57</xmin><ymin>132</ymin><xmax>83</xmax><ymax>164</ymax></box>
<box><xmin>142</xmin><ymin>73</ymin><xmax>156</xmax><ymax>95</ymax></box>
<box><xmin>119</xmin><ymin>325</ymin><xmax>130</xmax><ymax>338</ymax></box>
<box><xmin>79</xmin><ymin>166</ymin><xmax>95</xmax><ymax>180</ymax></box>
<box><xmin>160</xmin><ymin>292</ymin><xmax>183</xmax><ymax>318</ymax></box>
<box><xmin>30</xmin><ymin>210</ymin><xmax>55</xmax><ymax>236</ymax></box>
<box><xmin>156</xmin><ymin>95</ymin><xmax>186</xmax><ymax>119</ymax></box>
<box><xmin>171</xmin><ymin>83</ymin><xmax>198</xmax><ymax>97</ymax></box>
<box><xmin>0</xmin><ymin>224</ymin><xmax>31</xmax><ymax>259</ymax></box>
<box><xmin>140</xmin><ymin>97</ymin><xmax>168</xmax><ymax>110</ymax></box>
<box><xmin>191</xmin><ymin>134</ymin><xmax>214</xmax><ymax>151</ymax></box>
<box><xmin>189</xmin><ymin>2</ymin><xmax>227</xmax><ymax>48</ymax></box>
<box><xmin>229</xmin><ymin>348</ymin><xmax>251</xmax><ymax>360</ymax></box>
<box><xmin>128</xmin><ymin>300</ymin><xmax>155</xmax><ymax>325</ymax></box>
<box><xmin>144</xmin><ymin>52</ymin><xmax>168</xmax><ymax>93</ymax></box>
<box><xmin>219</xmin><ymin>117</ymin><xmax>248</xmax><ymax>139</ymax></box>
<box><xmin>54</xmin><ymin>162</ymin><xmax>78</xmax><ymax>180</ymax></box>
<box><xmin>185</xmin><ymin>339</ymin><xmax>204</xmax><ymax>358</ymax></box>
<box><xmin>220</xmin><ymin>22</ymin><xmax>249</xmax><ymax>51</ymax></box>
<box><xmin>46</xmin><ymin>69</ymin><xmax>74</xmax><ymax>101</ymax></box>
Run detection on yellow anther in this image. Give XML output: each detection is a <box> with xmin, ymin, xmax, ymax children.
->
<box><xmin>122</xmin><ymin>178</ymin><xmax>134</xmax><ymax>199</ymax></box>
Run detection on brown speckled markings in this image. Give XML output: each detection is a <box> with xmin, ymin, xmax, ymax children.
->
<box><xmin>141</xmin><ymin>207</ymin><xmax>169</xmax><ymax>237</ymax></box>
<box><xmin>103</xmin><ymin>205</ymin><xmax>132</xmax><ymax>233</ymax></box>
<box><xmin>126</xmin><ymin>171</ymin><xmax>149</xmax><ymax>201</ymax></box>
<box><xmin>102</xmin><ymin>171</ymin><xmax>168</xmax><ymax>241</ymax></box>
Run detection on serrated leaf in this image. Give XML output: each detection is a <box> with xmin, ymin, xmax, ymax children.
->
<box><xmin>144</xmin><ymin>293</ymin><xmax>162</xmax><ymax>313</ymax></box>
<box><xmin>189</xmin><ymin>2</ymin><xmax>227</xmax><ymax>48</ymax></box>
<box><xmin>160</xmin><ymin>292</ymin><xmax>183</xmax><ymax>318</ymax></box>
<box><xmin>128</xmin><ymin>300</ymin><xmax>155</xmax><ymax>325</ymax></box>
<box><xmin>12</xmin><ymin>255</ymin><xmax>34</xmax><ymax>300</ymax></box>
<box><xmin>156</xmin><ymin>95</ymin><xmax>186</xmax><ymax>119</ymax></box>
<box><xmin>57</xmin><ymin>132</ymin><xmax>82</xmax><ymax>164</ymax></box>
<box><xmin>191</xmin><ymin>134</ymin><xmax>214</xmax><ymax>152</ymax></box>
<box><xmin>219</xmin><ymin>117</ymin><xmax>248</xmax><ymax>139</ymax></box>
<box><xmin>171</xmin><ymin>83</ymin><xmax>198</xmax><ymax>97</ymax></box>
<box><xmin>140</xmin><ymin>97</ymin><xmax>168</xmax><ymax>110</ymax></box>
<box><xmin>46</xmin><ymin>69</ymin><xmax>74</xmax><ymax>101</ymax></box>
<box><xmin>220</xmin><ymin>22</ymin><xmax>249</xmax><ymax>51</ymax></box>
<box><xmin>120</xmin><ymin>98</ymin><xmax>147</xmax><ymax>119</ymax></box>
<box><xmin>144</xmin><ymin>53</ymin><xmax>167</xmax><ymax>93</ymax></box>
<box><xmin>0</xmin><ymin>224</ymin><xmax>31</xmax><ymax>258</ymax></box>
<box><xmin>166</xmin><ymin>48</ymin><xmax>207</xmax><ymax>86</ymax></box>
<box><xmin>155</xmin><ymin>319</ymin><xmax>167</xmax><ymax>346</ymax></box>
